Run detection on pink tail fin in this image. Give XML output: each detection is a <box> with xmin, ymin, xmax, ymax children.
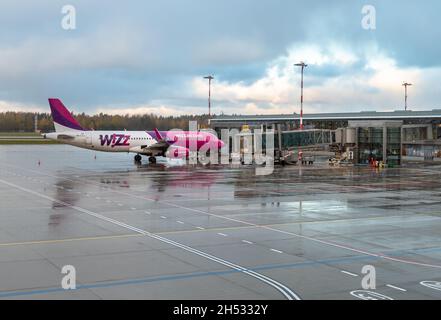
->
<box><xmin>48</xmin><ymin>98</ymin><xmax>84</xmax><ymax>131</ymax></box>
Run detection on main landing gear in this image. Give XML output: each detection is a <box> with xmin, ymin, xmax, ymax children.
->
<box><xmin>134</xmin><ymin>154</ymin><xmax>156</xmax><ymax>164</ymax></box>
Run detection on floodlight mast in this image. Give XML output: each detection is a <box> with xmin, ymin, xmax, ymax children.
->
<box><xmin>294</xmin><ymin>62</ymin><xmax>308</xmax><ymax>163</ymax></box>
<box><xmin>294</xmin><ymin>62</ymin><xmax>308</xmax><ymax>130</ymax></box>
<box><xmin>204</xmin><ymin>75</ymin><xmax>214</xmax><ymax>116</ymax></box>
<box><xmin>402</xmin><ymin>82</ymin><xmax>412</xmax><ymax>111</ymax></box>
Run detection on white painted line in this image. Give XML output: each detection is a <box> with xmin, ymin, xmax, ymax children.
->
<box><xmin>217</xmin><ymin>233</ymin><xmax>228</xmax><ymax>237</ymax></box>
<box><xmin>196</xmin><ymin>227</ymin><xmax>205</xmax><ymax>230</ymax></box>
<box><xmin>0</xmin><ymin>177</ymin><xmax>302</xmax><ymax>301</ymax></box>
<box><xmin>420</xmin><ymin>281</ymin><xmax>441</xmax><ymax>292</ymax></box>
<box><xmin>144</xmin><ymin>211</ymin><xmax>151</xmax><ymax>215</ymax></box>
<box><xmin>117</xmin><ymin>203</ymin><xmax>123</xmax><ymax>207</ymax></box>
<box><xmin>270</xmin><ymin>249</ymin><xmax>283</xmax><ymax>254</ymax></box>
<box><xmin>131</xmin><ymin>208</ymin><xmax>137</xmax><ymax>210</ymax></box>
<box><xmin>17</xmin><ymin>164</ymin><xmax>440</xmax><ymax>270</ymax></box>
<box><xmin>350</xmin><ymin>290</ymin><xmax>393</xmax><ymax>300</ymax></box>
<box><xmin>242</xmin><ymin>240</ymin><xmax>253</xmax><ymax>244</ymax></box>
<box><xmin>176</xmin><ymin>221</ymin><xmax>184</xmax><ymax>224</ymax></box>
<box><xmin>386</xmin><ymin>284</ymin><xmax>407</xmax><ymax>292</ymax></box>
<box><xmin>341</xmin><ymin>270</ymin><xmax>359</xmax><ymax>277</ymax></box>
<box><xmin>160</xmin><ymin>216</ymin><xmax>167</xmax><ymax>219</ymax></box>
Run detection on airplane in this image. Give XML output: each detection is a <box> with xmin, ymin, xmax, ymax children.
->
<box><xmin>44</xmin><ymin>98</ymin><xmax>224</xmax><ymax>164</ymax></box>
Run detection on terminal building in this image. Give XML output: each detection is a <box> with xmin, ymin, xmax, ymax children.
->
<box><xmin>209</xmin><ymin>109</ymin><xmax>441</xmax><ymax>164</ymax></box>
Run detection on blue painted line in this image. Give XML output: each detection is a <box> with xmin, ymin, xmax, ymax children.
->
<box><xmin>0</xmin><ymin>254</ymin><xmax>377</xmax><ymax>298</ymax></box>
<box><xmin>0</xmin><ymin>269</ymin><xmax>238</xmax><ymax>298</ymax></box>
<box><xmin>0</xmin><ymin>246</ymin><xmax>439</xmax><ymax>298</ymax></box>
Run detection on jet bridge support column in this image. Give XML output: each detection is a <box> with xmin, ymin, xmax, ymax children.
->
<box><xmin>277</xmin><ymin>124</ymin><xmax>283</xmax><ymax>164</ymax></box>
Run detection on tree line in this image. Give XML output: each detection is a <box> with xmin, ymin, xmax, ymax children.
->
<box><xmin>0</xmin><ymin>112</ymin><xmax>211</xmax><ymax>132</ymax></box>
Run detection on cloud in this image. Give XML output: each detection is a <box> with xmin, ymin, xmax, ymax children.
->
<box><xmin>1</xmin><ymin>0</ymin><xmax>441</xmax><ymax>115</ymax></box>
<box><xmin>95</xmin><ymin>103</ymin><xmax>204</xmax><ymax>117</ymax></box>
<box><xmin>0</xmin><ymin>100</ymin><xmax>45</xmax><ymax>113</ymax></box>
<box><xmin>192</xmin><ymin>37</ymin><xmax>266</xmax><ymax>65</ymax></box>
<box><xmin>190</xmin><ymin>42</ymin><xmax>441</xmax><ymax>114</ymax></box>
<box><xmin>0</xmin><ymin>27</ymin><xmax>156</xmax><ymax>78</ymax></box>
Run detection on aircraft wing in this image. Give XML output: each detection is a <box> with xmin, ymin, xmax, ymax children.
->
<box><xmin>130</xmin><ymin>128</ymin><xmax>186</xmax><ymax>157</ymax></box>
<box><xmin>138</xmin><ymin>128</ymin><xmax>174</xmax><ymax>156</ymax></box>
<box><xmin>130</xmin><ymin>140</ymin><xmax>170</xmax><ymax>156</ymax></box>
<box><xmin>143</xmin><ymin>141</ymin><xmax>170</xmax><ymax>152</ymax></box>
<box><xmin>130</xmin><ymin>141</ymin><xmax>189</xmax><ymax>159</ymax></box>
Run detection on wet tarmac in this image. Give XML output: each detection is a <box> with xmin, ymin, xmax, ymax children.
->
<box><xmin>0</xmin><ymin>144</ymin><xmax>440</xmax><ymax>300</ymax></box>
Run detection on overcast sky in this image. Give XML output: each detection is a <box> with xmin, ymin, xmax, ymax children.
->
<box><xmin>1</xmin><ymin>0</ymin><xmax>440</xmax><ymax>115</ymax></box>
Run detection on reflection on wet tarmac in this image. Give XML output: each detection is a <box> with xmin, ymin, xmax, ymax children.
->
<box><xmin>50</xmin><ymin>179</ymin><xmax>80</xmax><ymax>226</ymax></box>
<box><xmin>2</xmin><ymin>145</ymin><xmax>441</xmax><ymax>299</ymax></box>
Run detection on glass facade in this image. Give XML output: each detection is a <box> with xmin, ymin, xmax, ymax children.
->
<box><xmin>262</xmin><ymin>130</ymin><xmax>332</xmax><ymax>149</ymax></box>
<box><xmin>402</xmin><ymin>127</ymin><xmax>428</xmax><ymax>141</ymax></box>
<box><xmin>281</xmin><ymin>131</ymin><xmax>331</xmax><ymax>147</ymax></box>
<box><xmin>386</xmin><ymin>128</ymin><xmax>401</xmax><ymax>166</ymax></box>
<box><xmin>356</xmin><ymin>126</ymin><xmax>401</xmax><ymax>165</ymax></box>
<box><xmin>357</xmin><ymin>127</ymin><xmax>384</xmax><ymax>164</ymax></box>
<box><xmin>403</xmin><ymin>144</ymin><xmax>441</xmax><ymax>158</ymax></box>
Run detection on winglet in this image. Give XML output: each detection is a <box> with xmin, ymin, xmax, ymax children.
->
<box><xmin>153</xmin><ymin>128</ymin><xmax>163</xmax><ymax>141</ymax></box>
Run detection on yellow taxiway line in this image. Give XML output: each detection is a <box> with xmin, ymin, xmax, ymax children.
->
<box><xmin>0</xmin><ymin>234</ymin><xmax>142</xmax><ymax>247</ymax></box>
<box><xmin>0</xmin><ymin>213</ymin><xmax>420</xmax><ymax>248</ymax></box>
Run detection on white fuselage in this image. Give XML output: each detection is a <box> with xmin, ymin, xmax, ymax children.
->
<box><xmin>46</xmin><ymin>130</ymin><xmax>157</xmax><ymax>153</ymax></box>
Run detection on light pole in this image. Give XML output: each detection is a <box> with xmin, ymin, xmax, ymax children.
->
<box><xmin>204</xmin><ymin>75</ymin><xmax>214</xmax><ymax>116</ymax></box>
<box><xmin>402</xmin><ymin>82</ymin><xmax>412</xmax><ymax>111</ymax></box>
<box><xmin>294</xmin><ymin>62</ymin><xmax>307</xmax><ymax>163</ymax></box>
<box><xmin>294</xmin><ymin>62</ymin><xmax>307</xmax><ymax>130</ymax></box>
